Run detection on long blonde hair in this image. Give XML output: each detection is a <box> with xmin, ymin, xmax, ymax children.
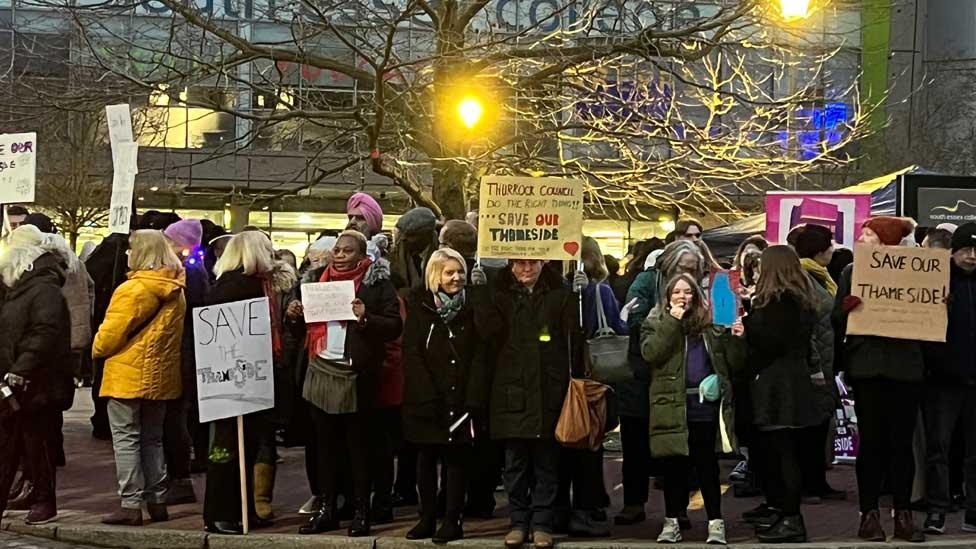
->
<box><xmin>129</xmin><ymin>230</ymin><xmax>182</xmax><ymax>272</ymax></box>
<box><xmin>214</xmin><ymin>231</ymin><xmax>275</xmax><ymax>278</ymax></box>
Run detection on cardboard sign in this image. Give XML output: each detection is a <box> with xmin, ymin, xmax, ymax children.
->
<box><xmin>477</xmin><ymin>175</ymin><xmax>584</xmax><ymax>260</ymax></box>
<box><xmin>193</xmin><ymin>298</ymin><xmax>275</xmax><ymax>423</ymax></box>
<box><xmin>846</xmin><ymin>244</ymin><xmax>950</xmax><ymax>342</ymax></box>
<box><xmin>0</xmin><ymin>132</ymin><xmax>36</xmax><ymax>204</ymax></box>
<box><xmin>765</xmin><ymin>192</ymin><xmax>871</xmax><ymax>247</ymax></box>
<box><xmin>301</xmin><ymin>281</ymin><xmax>357</xmax><ymax>323</ymax></box>
<box><xmin>709</xmin><ymin>269</ymin><xmax>741</xmax><ymax>327</ymax></box>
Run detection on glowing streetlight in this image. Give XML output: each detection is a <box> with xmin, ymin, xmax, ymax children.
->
<box><xmin>780</xmin><ymin>0</ymin><xmax>811</xmax><ymax>20</ymax></box>
<box><xmin>457</xmin><ymin>96</ymin><xmax>484</xmax><ymax>129</ymax></box>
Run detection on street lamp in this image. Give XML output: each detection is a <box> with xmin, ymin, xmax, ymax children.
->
<box><xmin>457</xmin><ymin>96</ymin><xmax>484</xmax><ymax>129</ymax></box>
<box><xmin>780</xmin><ymin>0</ymin><xmax>811</xmax><ymax>21</ymax></box>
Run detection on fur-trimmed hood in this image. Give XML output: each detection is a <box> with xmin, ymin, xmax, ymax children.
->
<box><xmin>300</xmin><ymin>257</ymin><xmax>391</xmax><ymax>287</ymax></box>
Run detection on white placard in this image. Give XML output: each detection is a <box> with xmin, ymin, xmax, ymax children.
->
<box><xmin>106</xmin><ymin>104</ymin><xmax>135</xmax><ymax>168</ymax></box>
<box><xmin>0</xmin><ymin>132</ymin><xmax>36</xmax><ymax>204</ymax></box>
<box><xmin>193</xmin><ymin>297</ymin><xmax>275</xmax><ymax>423</ymax></box>
<box><xmin>108</xmin><ymin>143</ymin><xmax>138</xmax><ymax>234</ymax></box>
<box><xmin>302</xmin><ymin>281</ymin><xmax>357</xmax><ymax>323</ymax></box>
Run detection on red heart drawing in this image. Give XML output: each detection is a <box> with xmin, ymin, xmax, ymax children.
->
<box><xmin>563</xmin><ymin>241</ymin><xmax>580</xmax><ymax>256</ymax></box>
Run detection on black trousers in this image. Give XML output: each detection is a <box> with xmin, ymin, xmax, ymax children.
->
<box><xmin>417</xmin><ymin>444</ymin><xmax>469</xmax><ymax>520</ymax></box>
<box><xmin>163</xmin><ymin>398</ymin><xmax>191</xmax><ymax>480</ymax></box>
<box><xmin>660</xmin><ymin>422</ymin><xmax>722</xmax><ymax>520</ymax></box>
<box><xmin>203</xmin><ymin>411</ymin><xmax>272</xmax><ymax>523</ymax></box>
<box><xmin>395</xmin><ymin>445</ymin><xmax>418</xmax><ymax>501</ymax></box>
<box><xmin>504</xmin><ymin>438</ymin><xmax>560</xmax><ymax>533</ymax></box>
<box><xmin>557</xmin><ymin>447</ymin><xmax>608</xmax><ymax>512</ymax></box>
<box><xmin>312</xmin><ymin>409</ymin><xmax>370</xmax><ymax>507</ymax></box>
<box><xmin>370</xmin><ymin>406</ymin><xmax>400</xmax><ymax>506</ymax></box>
<box><xmin>853</xmin><ymin>379</ymin><xmax>920</xmax><ymax>513</ymax></box>
<box><xmin>620</xmin><ymin>415</ymin><xmax>651</xmax><ymax>507</ymax></box>
<box><xmin>799</xmin><ymin>420</ymin><xmax>831</xmax><ymax>496</ymax></box>
<box><xmin>90</xmin><ymin>358</ymin><xmax>110</xmax><ymax>435</ymax></box>
<box><xmin>925</xmin><ymin>384</ymin><xmax>976</xmax><ymax>514</ymax></box>
<box><xmin>761</xmin><ymin>428</ymin><xmax>803</xmax><ymax>515</ymax></box>
<box><xmin>465</xmin><ymin>421</ymin><xmax>501</xmax><ymax>514</ymax></box>
<box><xmin>0</xmin><ymin>407</ymin><xmax>57</xmax><ymax>514</ymax></box>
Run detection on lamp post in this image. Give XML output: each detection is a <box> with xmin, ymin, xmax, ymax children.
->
<box><xmin>778</xmin><ymin>0</ymin><xmax>814</xmax><ymax>189</ymax></box>
<box><xmin>780</xmin><ymin>0</ymin><xmax>811</xmax><ymax>20</ymax></box>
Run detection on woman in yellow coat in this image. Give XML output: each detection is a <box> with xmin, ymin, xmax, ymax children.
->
<box><xmin>93</xmin><ymin>230</ymin><xmax>186</xmax><ymax>527</ymax></box>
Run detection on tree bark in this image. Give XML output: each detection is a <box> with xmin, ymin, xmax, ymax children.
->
<box><xmin>431</xmin><ymin>158</ymin><xmax>468</xmax><ymax>220</ymax></box>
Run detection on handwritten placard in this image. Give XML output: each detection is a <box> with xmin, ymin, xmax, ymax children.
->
<box><xmin>193</xmin><ymin>297</ymin><xmax>275</xmax><ymax>423</ymax></box>
<box><xmin>302</xmin><ymin>281</ymin><xmax>357</xmax><ymax>323</ymax></box>
<box><xmin>0</xmin><ymin>132</ymin><xmax>36</xmax><ymax>204</ymax></box>
<box><xmin>709</xmin><ymin>269</ymin><xmax>741</xmax><ymax>327</ymax></box>
<box><xmin>106</xmin><ymin>103</ymin><xmax>135</xmax><ymax>167</ymax></box>
<box><xmin>847</xmin><ymin>244</ymin><xmax>950</xmax><ymax>342</ymax></box>
<box><xmin>477</xmin><ymin>175</ymin><xmax>584</xmax><ymax>260</ymax></box>
<box><xmin>106</xmin><ymin>104</ymin><xmax>138</xmax><ymax>235</ymax></box>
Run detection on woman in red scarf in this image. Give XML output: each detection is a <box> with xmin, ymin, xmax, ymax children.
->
<box><xmin>293</xmin><ymin>231</ymin><xmax>403</xmax><ymax>537</ymax></box>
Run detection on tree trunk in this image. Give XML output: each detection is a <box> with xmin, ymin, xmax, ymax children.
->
<box><xmin>431</xmin><ymin>158</ymin><xmax>469</xmax><ymax>220</ymax></box>
<box><xmin>68</xmin><ymin>230</ymin><xmax>79</xmax><ymax>254</ymax></box>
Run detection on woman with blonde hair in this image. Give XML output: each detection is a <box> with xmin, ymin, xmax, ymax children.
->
<box><xmin>202</xmin><ymin>230</ymin><xmax>296</xmax><ymax>535</ymax></box>
<box><xmin>401</xmin><ymin>247</ymin><xmax>487</xmax><ymax>542</ymax></box>
<box><xmin>94</xmin><ymin>230</ymin><xmax>186</xmax><ymax>527</ymax></box>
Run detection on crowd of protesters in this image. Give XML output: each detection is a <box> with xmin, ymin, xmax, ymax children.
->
<box><xmin>0</xmin><ymin>198</ymin><xmax>975</xmax><ymax>548</ymax></box>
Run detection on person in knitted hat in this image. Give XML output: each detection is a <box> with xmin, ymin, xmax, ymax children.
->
<box><xmin>834</xmin><ymin>215</ymin><xmax>927</xmax><ymax>543</ymax></box>
<box><xmin>346</xmin><ymin>193</ymin><xmax>384</xmax><ymax>239</ymax></box>
<box><xmin>922</xmin><ymin>222</ymin><xmax>976</xmax><ymax>534</ymax></box>
<box><xmin>859</xmin><ymin>217</ymin><xmax>914</xmax><ymax>247</ymax></box>
<box><xmin>163</xmin><ymin>219</ymin><xmax>203</xmax><ymax>251</ymax></box>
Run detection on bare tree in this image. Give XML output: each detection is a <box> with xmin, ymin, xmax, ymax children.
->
<box><xmin>11</xmin><ymin>0</ymin><xmax>870</xmax><ymax>220</ymax></box>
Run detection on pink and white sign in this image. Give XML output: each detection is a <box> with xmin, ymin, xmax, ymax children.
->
<box><xmin>765</xmin><ymin>192</ymin><xmax>872</xmax><ymax>247</ymax></box>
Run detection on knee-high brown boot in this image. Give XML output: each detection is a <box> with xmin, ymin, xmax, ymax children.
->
<box><xmin>253</xmin><ymin>462</ymin><xmax>276</xmax><ymax>520</ymax></box>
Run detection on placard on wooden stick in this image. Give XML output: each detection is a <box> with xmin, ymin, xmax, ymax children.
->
<box><xmin>847</xmin><ymin>244</ymin><xmax>950</xmax><ymax>342</ymax></box>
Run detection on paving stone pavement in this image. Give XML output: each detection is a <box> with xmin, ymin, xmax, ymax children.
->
<box><xmin>0</xmin><ymin>532</ymin><xmax>102</xmax><ymax>549</ymax></box>
<box><xmin>8</xmin><ymin>388</ymin><xmax>976</xmax><ymax>547</ymax></box>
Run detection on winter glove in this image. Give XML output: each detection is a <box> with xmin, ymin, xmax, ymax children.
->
<box><xmin>470</xmin><ymin>265</ymin><xmax>487</xmax><ymax>286</ymax></box>
<box><xmin>842</xmin><ymin>295</ymin><xmax>863</xmax><ymax>313</ymax></box>
<box><xmin>573</xmin><ymin>271</ymin><xmax>588</xmax><ymax>293</ymax></box>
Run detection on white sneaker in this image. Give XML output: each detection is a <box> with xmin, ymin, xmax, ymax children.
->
<box><xmin>707</xmin><ymin>519</ymin><xmax>727</xmax><ymax>545</ymax></box>
<box><xmin>658</xmin><ymin>517</ymin><xmax>682</xmax><ymax>543</ymax></box>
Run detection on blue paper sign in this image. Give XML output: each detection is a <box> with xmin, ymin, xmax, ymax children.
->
<box><xmin>710</xmin><ymin>270</ymin><xmax>740</xmax><ymax>327</ymax></box>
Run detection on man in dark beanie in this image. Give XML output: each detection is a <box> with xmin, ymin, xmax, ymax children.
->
<box><xmin>923</xmin><ymin>222</ymin><xmax>976</xmax><ymax>534</ymax></box>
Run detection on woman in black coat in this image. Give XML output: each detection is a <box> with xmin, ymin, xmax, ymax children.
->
<box><xmin>0</xmin><ymin>226</ymin><xmax>73</xmax><ymax>525</ymax></box>
<box><xmin>292</xmin><ymin>230</ymin><xmax>402</xmax><ymax>537</ymax></box>
<box><xmin>742</xmin><ymin>246</ymin><xmax>820</xmax><ymax>544</ymax></box>
<box><xmin>202</xmin><ymin>231</ymin><xmax>292</xmax><ymax>535</ymax></box>
<box><xmin>401</xmin><ymin>248</ymin><xmax>487</xmax><ymax>542</ymax></box>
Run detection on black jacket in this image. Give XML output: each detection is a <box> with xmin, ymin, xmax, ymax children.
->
<box><xmin>402</xmin><ymin>286</ymin><xmax>488</xmax><ymax>445</ymax></box>
<box><xmin>925</xmin><ymin>262</ymin><xmax>976</xmax><ymax>386</ymax></box>
<box><xmin>477</xmin><ymin>265</ymin><xmax>580</xmax><ymax>440</ymax></box>
<box><xmin>292</xmin><ymin>259</ymin><xmax>403</xmax><ymax>409</ymax></box>
<box><xmin>832</xmin><ymin>264</ymin><xmax>925</xmax><ymax>383</ymax></box>
<box><xmin>744</xmin><ymin>292</ymin><xmax>822</xmax><ymax>429</ymax></box>
<box><xmin>180</xmin><ymin>260</ymin><xmax>211</xmax><ymax>399</ymax></box>
<box><xmin>85</xmin><ymin>233</ymin><xmax>129</xmax><ymax>332</ymax></box>
<box><xmin>0</xmin><ymin>253</ymin><xmax>73</xmax><ymax>412</ymax></box>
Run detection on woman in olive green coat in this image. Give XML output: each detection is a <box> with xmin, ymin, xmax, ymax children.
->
<box><xmin>640</xmin><ymin>273</ymin><xmax>745</xmax><ymax>545</ymax></box>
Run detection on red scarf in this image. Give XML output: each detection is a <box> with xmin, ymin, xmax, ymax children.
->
<box><xmin>260</xmin><ymin>274</ymin><xmax>283</xmax><ymax>361</ymax></box>
<box><xmin>306</xmin><ymin>258</ymin><xmax>372</xmax><ymax>359</ymax></box>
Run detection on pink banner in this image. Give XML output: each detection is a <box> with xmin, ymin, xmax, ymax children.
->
<box><xmin>765</xmin><ymin>192</ymin><xmax>872</xmax><ymax>247</ymax></box>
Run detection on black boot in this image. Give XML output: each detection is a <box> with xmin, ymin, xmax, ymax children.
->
<box><xmin>406</xmin><ymin>515</ymin><xmax>436</xmax><ymax>540</ymax></box>
<box><xmin>757</xmin><ymin>514</ymin><xmax>807</xmax><ymax>544</ymax></box>
<box><xmin>348</xmin><ymin>499</ymin><xmax>371</xmax><ymax>537</ymax></box>
<box><xmin>432</xmin><ymin>516</ymin><xmax>464</xmax><ymax>544</ymax></box>
<box><xmin>371</xmin><ymin>496</ymin><xmax>394</xmax><ymax>525</ymax></box>
<box><xmin>299</xmin><ymin>501</ymin><xmax>338</xmax><ymax>535</ymax></box>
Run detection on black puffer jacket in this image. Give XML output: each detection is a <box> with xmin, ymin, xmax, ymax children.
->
<box><xmin>476</xmin><ymin>265</ymin><xmax>580</xmax><ymax>440</ymax></box>
<box><xmin>402</xmin><ymin>286</ymin><xmax>488</xmax><ymax>445</ymax></box>
<box><xmin>924</xmin><ymin>263</ymin><xmax>976</xmax><ymax>386</ymax></box>
<box><xmin>744</xmin><ymin>291</ymin><xmax>822</xmax><ymax>429</ymax></box>
<box><xmin>0</xmin><ymin>253</ymin><xmax>73</xmax><ymax>411</ymax></box>
<box><xmin>832</xmin><ymin>264</ymin><xmax>925</xmax><ymax>383</ymax></box>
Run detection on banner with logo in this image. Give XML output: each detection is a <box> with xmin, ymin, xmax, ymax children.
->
<box><xmin>765</xmin><ymin>192</ymin><xmax>871</xmax><ymax>247</ymax></box>
<box><xmin>477</xmin><ymin>175</ymin><xmax>584</xmax><ymax>260</ymax></box>
<box><xmin>193</xmin><ymin>298</ymin><xmax>275</xmax><ymax>423</ymax></box>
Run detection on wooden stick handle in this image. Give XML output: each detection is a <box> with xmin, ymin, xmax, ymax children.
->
<box><xmin>238</xmin><ymin>415</ymin><xmax>249</xmax><ymax>535</ymax></box>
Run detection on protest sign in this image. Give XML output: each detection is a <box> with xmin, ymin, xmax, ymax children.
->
<box><xmin>193</xmin><ymin>297</ymin><xmax>275</xmax><ymax>423</ymax></box>
<box><xmin>846</xmin><ymin>244</ymin><xmax>950</xmax><ymax>342</ymax></box>
<box><xmin>708</xmin><ymin>269</ymin><xmax>741</xmax><ymax>327</ymax></box>
<box><xmin>106</xmin><ymin>104</ymin><xmax>138</xmax><ymax>234</ymax></box>
<box><xmin>302</xmin><ymin>281</ymin><xmax>357</xmax><ymax>323</ymax></box>
<box><xmin>477</xmin><ymin>175</ymin><xmax>584</xmax><ymax>260</ymax></box>
<box><xmin>0</xmin><ymin>132</ymin><xmax>36</xmax><ymax>204</ymax></box>
<box><xmin>765</xmin><ymin>192</ymin><xmax>871</xmax><ymax>247</ymax></box>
